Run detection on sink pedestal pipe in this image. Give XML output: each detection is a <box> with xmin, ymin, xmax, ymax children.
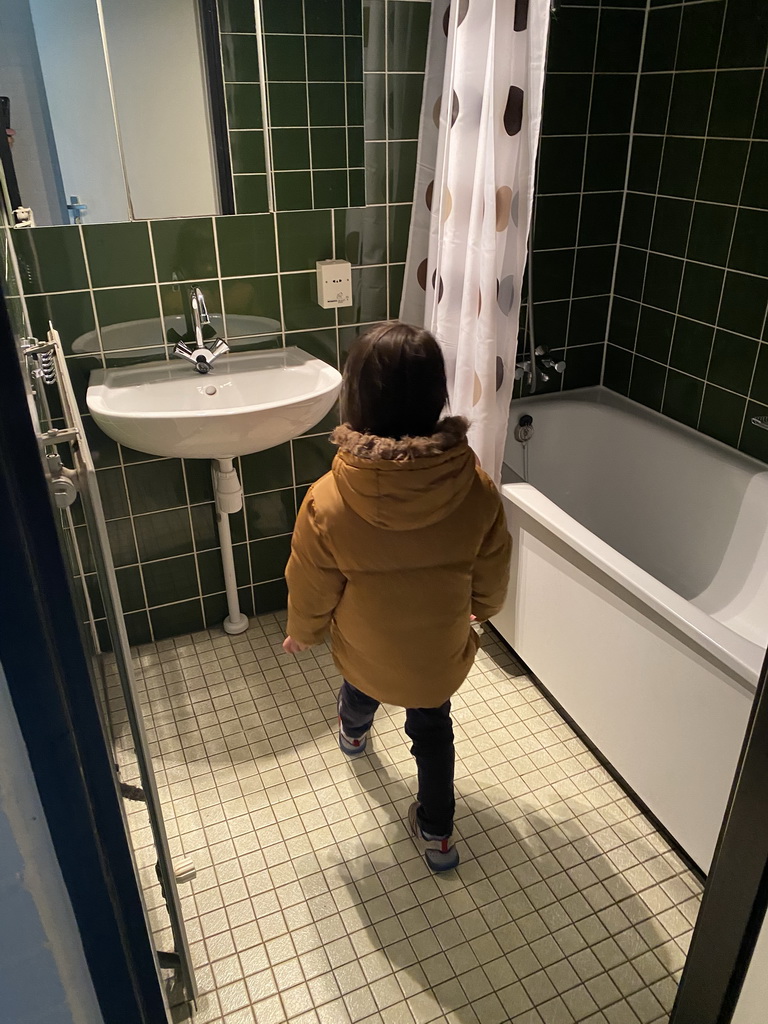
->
<box><xmin>212</xmin><ymin>458</ymin><xmax>249</xmax><ymax>635</ymax></box>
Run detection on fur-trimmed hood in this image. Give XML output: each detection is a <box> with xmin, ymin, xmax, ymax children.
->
<box><xmin>330</xmin><ymin>417</ymin><xmax>476</xmax><ymax>530</ymax></box>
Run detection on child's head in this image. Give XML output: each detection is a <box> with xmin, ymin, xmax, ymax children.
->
<box><xmin>342</xmin><ymin>321</ymin><xmax>449</xmax><ymax>439</ymax></box>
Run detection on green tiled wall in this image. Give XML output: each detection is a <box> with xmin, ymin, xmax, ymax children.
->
<box><xmin>13</xmin><ymin>0</ymin><xmax>429</xmax><ymax>644</ymax></box>
<box><xmin>514</xmin><ymin>0</ymin><xmax>646</xmax><ymax>399</ymax></box>
<box><xmin>606</xmin><ymin>0</ymin><xmax>768</xmax><ymax>461</ymax></box>
<box><xmin>219</xmin><ymin>0</ymin><xmax>366</xmax><ymax>212</ymax></box>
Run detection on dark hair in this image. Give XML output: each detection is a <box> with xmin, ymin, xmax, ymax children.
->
<box><xmin>341</xmin><ymin>321</ymin><xmax>449</xmax><ymax>439</ymax></box>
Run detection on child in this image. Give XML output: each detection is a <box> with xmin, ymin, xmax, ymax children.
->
<box><xmin>283</xmin><ymin>321</ymin><xmax>511</xmax><ymax>871</ymax></box>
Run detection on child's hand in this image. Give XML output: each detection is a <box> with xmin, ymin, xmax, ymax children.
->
<box><xmin>283</xmin><ymin>636</ymin><xmax>311</xmax><ymax>655</ymax></box>
<box><xmin>470</xmin><ymin>614</ymin><xmax>477</xmax><ymax>622</ymax></box>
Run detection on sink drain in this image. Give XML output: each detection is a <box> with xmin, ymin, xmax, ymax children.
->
<box><xmin>204</xmin><ymin>385</ymin><xmax>217</xmax><ymax>395</ymax></box>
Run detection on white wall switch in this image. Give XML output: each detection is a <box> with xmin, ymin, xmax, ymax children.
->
<box><xmin>316</xmin><ymin>259</ymin><xmax>353</xmax><ymax>309</ymax></box>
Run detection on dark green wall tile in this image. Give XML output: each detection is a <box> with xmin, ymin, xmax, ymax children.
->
<box><xmin>589</xmin><ymin>75</ymin><xmax>636</xmax><ymax>135</ymax></box>
<box><xmin>635</xmin><ymin>74</ymin><xmax>673</xmax><ymax>135</ymax></box>
<box><xmin>603</xmin><ymin>344</ymin><xmax>633</xmax><ymax>395</ymax></box>
<box><xmin>307</xmin><ymin>36</ymin><xmax>345</xmax><ymax>81</ymax></box>
<box><xmin>667</xmin><ymin>72</ymin><xmax>714</xmax><ymax>137</ymax></box>
<box><xmin>687</xmin><ymin>202</ymin><xmax>736</xmax><ymax>265</ymax></box>
<box><xmin>197</xmin><ymin>549</ymin><xmax>225</xmax><ymax>596</ymax></box>
<box><xmin>339</xmin><ymin>265</ymin><xmax>388</xmax><ymax>325</ymax></box>
<box><xmin>222</xmin><ymin>276</ymin><xmax>281</xmax><ymax>326</ymax></box>
<box><xmin>288</xmin><ymin>329</ymin><xmax>338</xmax><ymax>367</ymax></box>
<box><xmin>310</xmin><ymin>128</ymin><xmax>348</xmax><ymax>169</ymax></box>
<box><xmin>709</xmin><ymin>70</ymin><xmax>762</xmax><ymax>139</ymax></box>
<box><xmin>659</xmin><ymin>137</ymin><xmax>704</xmax><ymax>199</ymax></box>
<box><xmin>663</xmin><ymin>370</ymin><xmax>704</xmax><ymax>429</ymax></box>
<box><xmin>292</xmin><ymin>433</ymin><xmax>334</xmax><ymax>485</ymax></box>
<box><xmin>94</xmin><ymin>286</ymin><xmax>161</xmax><ymax>337</ymax></box>
<box><xmin>750</xmin><ymin>345</ymin><xmax>768</xmax><ymax>405</ymax></box>
<box><xmin>191</xmin><ymin>504</ymin><xmax>219</xmax><ymax>551</ymax></box>
<box><xmin>309</xmin><ymin>83</ymin><xmax>347</xmax><ymax>127</ymax></box>
<box><xmin>84</xmin><ymin>222</ymin><xmax>153</xmax><ymax>288</ymax></box>
<box><xmin>336</xmin><ymin>205</ymin><xmax>387</xmax><ymax>266</ymax></box>
<box><xmin>697</xmin><ymin>140</ymin><xmax>749</xmax><ymax>204</ymax></box>
<box><xmin>222</xmin><ymin>34</ymin><xmax>261</xmax><ymax>83</ymax></box>
<box><xmin>388</xmin><ymin>264</ymin><xmax>405</xmax><ymax>319</ymax></box>
<box><xmin>584</xmin><ymin>136</ymin><xmax>629</xmax><ymax>192</ymax></box>
<box><xmin>534</xmin><ymin>195</ymin><xmax>580</xmax><ymax>250</ymax></box>
<box><xmin>274</xmin><ymin>171</ymin><xmax>313</xmax><ymax>210</ymax></box>
<box><xmin>245</xmin><ymin>489</ymin><xmax>296</xmax><ymax>539</ymax></box>
<box><xmin>268</xmin><ymin>83</ymin><xmax>309</xmax><ymax>127</ymax></box>
<box><xmin>305</xmin><ymin>0</ymin><xmax>343</xmax><ymax>35</ymax></box>
<box><xmin>97</xmin><ymin>467</ymin><xmax>130</xmax><ymax>520</ymax></box>
<box><xmin>365</xmin><ymin>142</ymin><xmax>387</xmax><ymax>203</ymax></box>
<box><xmin>388</xmin><ymin>74</ymin><xmax>424</xmax><ymax>140</ymax></box>
<box><xmin>388</xmin><ymin>141</ymin><xmax>418</xmax><ymax>203</ymax></box>
<box><xmin>532</xmin><ymin>248</ymin><xmax>576</xmax><ymax>303</ymax></box>
<box><xmin>125</xmin><ymin>611</ymin><xmax>152</xmax><ymax>646</ymax></box>
<box><xmin>388</xmin><ymin>204</ymin><xmax>412</xmax><ymax>264</ymax></box>
<box><xmin>272</xmin><ymin>129</ymin><xmax>311</xmax><ymax>171</ymax></box>
<box><xmin>643</xmin><ymin>253</ymin><xmax>683</xmax><ymax>312</ymax></box>
<box><xmin>254</xmin><ymin>578</ymin><xmax>289</xmax><ymax>614</ymax></box>
<box><xmin>217</xmin><ymin>215</ymin><xmax>277</xmax><ymax>277</ymax></box>
<box><xmin>731</xmin><ymin>209</ymin><xmax>768</xmax><ymax>278</ymax></box>
<box><xmin>14</xmin><ymin>227</ymin><xmax>87</xmax><ymax>294</ymax></box>
<box><xmin>149</xmin><ymin>600</ymin><xmax>204</xmax><ymax>641</ymax></box>
<box><xmin>719</xmin><ymin>0</ymin><xmax>768</xmax><ymax>69</ymax></box>
<box><xmin>596</xmin><ymin>9</ymin><xmax>644</xmax><ymax>73</ymax></box>
<box><xmin>125</xmin><ymin>460</ymin><xmax>186</xmax><ymax>514</ymax></box>
<box><xmin>642</xmin><ymin>6</ymin><xmax>681</xmax><ymax>72</ymax></box>
<box><xmin>219</xmin><ymin>0</ymin><xmax>256</xmax><ymax>33</ymax></box>
<box><xmin>563</xmin><ymin>345</ymin><xmax>603</xmax><ymax>391</ymax></box>
<box><xmin>241</xmin><ymin>443</ymin><xmax>294</xmax><ymax>493</ymax></box>
<box><xmin>26</xmin><ymin>291</ymin><xmax>94</xmax><ymax>354</ymax></box>
<box><xmin>344</xmin><ymin>35</ymin><xmax>363</xmax><ymax>82</ymax></box>
<box><xmin>669</xmin><ymin>318</ymin><xmax>714</xmax><ymax>379</ymax></box>
<box><xmin>277</xmin><ymin>210</ymin><xmax>333</xmax><ymax>271</ymax></box>
<box><xmin>386</xmin><ymin>1</ymin><xmax>430</xmax><ymax>73</ymax></box>
<box><xmin>719</xmin><ymin>272</ymin><xmax>768</xmax><ymax>339</ymax></box>
<box><xmin>636</xmin><ymin>305</ymin><xmax>675</xmax><ymax>363</ymax></box>
<box><xmin>151</xmin><ymin>219</ymin><xmax>217</xmax><ymax>282</ymax></box>
<box><xmin>699</xmin><ymin>385</ymin><xmax>745</xmax><ymax>448</ymax></box>
<box><xmin>542</xmin><ymin>75</ymin><xmax>592</xmax><ymax>134</ymax></box>
<box><xmin>313</xmin><ymin>171</ymin><xmax>350</xmax><ymax>209</ymax></box>
<box><xmin>537</xmin><ymin>137</ymin><xmax>586</xmax><ymax>195</ymax></box>
<box><xmin>579</xmin><ymin>193</ymin><xmax>622</xmax><ymax>247</ymax></box>
<box><xmin>143</xmin><ymin>555</ymin><xmax>199</xmax><ymax>607</ymax></box>
<box><xmin>629</xmin><ymin>355</ymin><xmax>666</xmax><ymax>411</ymax></box>
<box><xmin>231</xmin><ymin>131</ymin><xmax>267</xmax><ymax>174</ymax></box>
<box><xmin>135</xmin><ymin>508</ymin><xmax>193</xmax><ymax>561</ymax></box>
<box><xmin>234</xmin><ymin>174</ymin><xmax>270</xmax><ymax>214</ymax></box>
<box><xmin>250</xmin><ymin>535</ymin><xmax>293</xmax><ymax>582</ymax></box>
<box><xmin>225</xmin><ymin>83</ymin><xmax>263</xmax><ymax>129</ymax></box>
<box><xmin>280</xmin><ymin>272</ymin><xmax>335</xmax><ymax>330</ymax></box>
<box><xmin>678</xmin><ymin>262</ymin><xmax>724</xmax><ymax>323</ymax></box>
<box><xmin>266</xmin><ymin>34</ymin><xmax>306</xmax><ymax>82</ymax></box>
<box><xmin>574</xmin><ymin>245</ymin><xmax>615</xmax><ymax>296</ymax></box>
<box><xmin>262</xmin><ymin>0</ymin><xmax>303</xmax><ymax>32</ymax></box>
<box><xmin>628</xmin><ymin>137</ymin><xmax>663</xmax><ymax>194</ymax></box>
<box><xmin>107</xmin><ymin>519</ymin><xmax>138</xmax><ymax>568</ymax></box>
<box><xmin>708</xmin><ymin>330</ymin><xmax>758</xmax><ymax>396</ymax></box>
<box><xmin>743</xmin><ymin>143</ymin><xmax>768</xmax><ymax>210</ymax></box>
<box><xmin>650</xmin><ymin>197</ymin><xmax>693</xmax><ymax>258</ymax></box>
<box><xmin>532</xmin><ymin>301</ymin><xmax>570</xmax><ymax>350</ymax></box>
<box><xmin>183</xmin><ymin>459</ymin><xmax>214</xmax><ymax>504</ymax></box>
<box><xmin>676</xmin><ymin>1</ymin><xmax>725</xmax><ymax>72</ymax></box>
<box><xmin>547</xmin><ymin>8</ymin><xmax>598</xmax><ymax>73</ymax></box>
<box><xmin>363</xmin><ymin>0</ymin><xmax>385</xmax><ymax>72</ymax></box>
<box><xmin>83</xmin><ymin>416</ymin><xmax>120</xmax><ymax>469</ymax></box>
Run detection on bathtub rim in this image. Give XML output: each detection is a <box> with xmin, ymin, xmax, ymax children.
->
<box><xmin>501</xmin><ymin>479</ymin><xmax>762</xmax><ymax>691</ymax></box>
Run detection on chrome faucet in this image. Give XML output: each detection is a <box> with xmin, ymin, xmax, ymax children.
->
<box><xmin>515</xmin><ymin>345</ymin><xmax>565</xmax><ymax>389</ymax></box>
<box><xmin>173</xmin><ymin>287</ymin><xmax>229</xmax><ymax>373</ymax></box>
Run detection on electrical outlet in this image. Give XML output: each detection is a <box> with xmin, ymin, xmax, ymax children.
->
<box><xmin>316</xmin><ymin>259</ymin><xmax>353</xmax><ymax>308</ymax></box>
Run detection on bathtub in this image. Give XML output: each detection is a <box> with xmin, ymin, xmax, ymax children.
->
<box><xmin>493</xmin><ymin>386</ymin><xmax>766</xmax><ymax>871</ymax></box>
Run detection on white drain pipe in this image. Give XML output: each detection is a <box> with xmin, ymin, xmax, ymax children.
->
<box><xmin>212</xmin><ymin>458</ymin><xmax>249</xmax><ymax>635</ymax></box>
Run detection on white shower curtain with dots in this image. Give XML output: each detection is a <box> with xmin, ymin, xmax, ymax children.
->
<box><xmin>400</xmin><ymin>0</ymin><xmax>550</xmax><ymax>482</ymax></box>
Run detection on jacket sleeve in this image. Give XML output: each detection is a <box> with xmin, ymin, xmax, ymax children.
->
<box><xmin>286</xmin><ymin>491</ymin><xmax>346</xmax><ymax>645</ymax></box>
<box><xmin>471</xmin><ymin>498</ymin><xmax>512</xmax><ymax>622</ymax></box>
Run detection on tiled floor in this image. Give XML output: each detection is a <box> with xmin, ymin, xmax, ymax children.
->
<box><xmin>109</xmin><ymin>614</ymin><xmax>702</xmax><ymax>1024</ymax></box>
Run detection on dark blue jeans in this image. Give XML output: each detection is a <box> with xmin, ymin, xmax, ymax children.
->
<box><xmin>338</xmin><ymin>680</ymin><xmax>456</xmax><ymax>837</ymax></box>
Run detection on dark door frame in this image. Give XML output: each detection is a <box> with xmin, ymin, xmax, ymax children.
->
<box><xmin>0</xmin><ymin>286</ymin><xmax>168</xmax><ymax>1023</ymax></box>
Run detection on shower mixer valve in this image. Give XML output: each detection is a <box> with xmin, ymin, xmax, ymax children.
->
<box><xmin>515</xmin><ymin>345</ymin><xmax>565</xmax><ymax>386</ymax></box>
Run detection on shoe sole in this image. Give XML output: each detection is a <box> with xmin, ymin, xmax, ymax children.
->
<box><xmin>408</xmin><ymin>802</ymin><xmax>460</xmax><ymax>872</ymax></box>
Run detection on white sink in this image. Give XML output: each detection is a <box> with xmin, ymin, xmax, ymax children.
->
<box><xmin>73</xmin><ymin>314</ymin><xmax>281</xmax><ymax>354</ymax></box>
<box><xmin>86</xmin><ymin>347</ymin><xmax>342</xmax><ymax>459</ymax></box>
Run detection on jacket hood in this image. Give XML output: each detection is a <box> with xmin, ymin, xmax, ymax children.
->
<box><xmin>330</xmin><ymin>417</ymin><xmax>476</xmax><ymax>530</ymax></box>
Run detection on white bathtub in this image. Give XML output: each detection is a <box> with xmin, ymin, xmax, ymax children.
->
<box><xmin>493</xmin><ymin>386</ymin><xmax>766</xmax><ymax>871</ymax></box>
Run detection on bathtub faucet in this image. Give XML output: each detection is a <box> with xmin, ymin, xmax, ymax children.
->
<box><xmin>515</xmin><ymin>346</ymin><xmax>565</xmax><ymax>389</ymax></box>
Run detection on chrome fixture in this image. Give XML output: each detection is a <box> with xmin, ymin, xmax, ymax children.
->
<box><xmin>515</xmin><ymin>345</ymin><xmax>565</xmax><ymax>387</ymax></box>
<box><xmin>173</xmin><ymin>286</ymin><xmax>229</xmax><ymax>373</ymax></box>
<box><xmin>752</xmin><ymin>417</ymin><xmax>768</xmax><ymax>431</ymax></box>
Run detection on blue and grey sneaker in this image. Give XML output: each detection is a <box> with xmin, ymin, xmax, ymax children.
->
<box><xmin>408</xmin><ymin>801</ymin><xmax>460</xmax><ymax>872</ymax></box>
<box><xmin>338</xmin><ymin>718</ymin><xmax>368</xmax><ymax>756</ymax></box>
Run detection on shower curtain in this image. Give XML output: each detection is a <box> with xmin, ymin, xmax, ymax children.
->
<box><xmin>400</xmin><ymin>0</ymin><xmax>550</xmax><ymax>481</ymax></box>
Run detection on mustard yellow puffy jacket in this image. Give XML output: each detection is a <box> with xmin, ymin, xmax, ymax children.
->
<box><xmin>286</xmin><ymin>417</ymin><xmax>512</xmax><ymax>708</ymax></box>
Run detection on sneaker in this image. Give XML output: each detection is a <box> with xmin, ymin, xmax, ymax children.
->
<box><xmin>408</xmin><ymin>801</ymin><xmax>460</xmax><ymax>872</ymax></box>
<box><xmin>338</xmin><ymin>718</ymin><xmax>368</xmax><ymax>756</ymax></box>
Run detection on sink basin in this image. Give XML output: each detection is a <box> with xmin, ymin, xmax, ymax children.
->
<box><xmin>72</xmin><ymin>314</ymin><xmax>281</xmax><ymax>354</ymax></box>
<box><xmin>87</xmin><ymin>347</ymin><xmax>342</xmax><ymax>459</ymax></box>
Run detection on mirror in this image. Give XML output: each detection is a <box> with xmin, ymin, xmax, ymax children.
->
<box><xmin>0</xmin><ymin>0</ymin><xmax>365</xmax><ymax>225</ymax></box>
